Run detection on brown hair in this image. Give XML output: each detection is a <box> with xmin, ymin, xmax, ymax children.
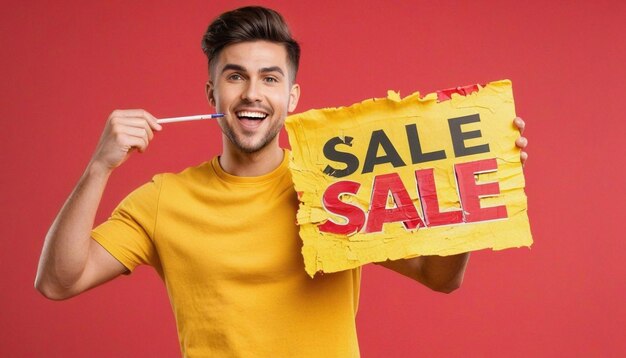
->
<box><xmin>201</xmin><ymin>6</ymin><xmax>300</xmax><ymax>82</ymax></box>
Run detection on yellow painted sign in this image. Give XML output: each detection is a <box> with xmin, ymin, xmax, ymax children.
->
<box><xmin>286</xmin><ymin>80</ymin><xmax>532</xmax><ymax>276</ymax></box>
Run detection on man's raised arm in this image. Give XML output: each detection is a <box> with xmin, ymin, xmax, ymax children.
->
<box><xmin>34</xmin><ymin>109</ymin><xmax>161</xmax><ymax>300</ymax></box>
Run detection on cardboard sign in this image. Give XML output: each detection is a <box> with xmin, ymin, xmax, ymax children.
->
<box><xmin>286</xmin><ymin>80</ymin><xmax>532</xmax><ymax>276</ymax></box>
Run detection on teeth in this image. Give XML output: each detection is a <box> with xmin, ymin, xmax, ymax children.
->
<box><xmin>236</xmin><ymin>111</ymin><xmax>267</xmax><ymax>119</ymax></box>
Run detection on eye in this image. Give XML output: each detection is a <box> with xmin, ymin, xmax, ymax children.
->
<box><xmin>264</xmin><ymin>76</ymin><xmax>279</xmax><ymax>83</ymax></box>
<box><xmin>227</xmin><ymin>73</ymin><xmax>243</xmax><ymax>81</ymax></box>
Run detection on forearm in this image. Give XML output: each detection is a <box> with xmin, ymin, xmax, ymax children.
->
<box><xmin>414</xmin><ymin>253</ymin><xmax>470</xmax><ymax>293</ymax></box>
<box><xmin>35</xmin><ymin>110</ymin><xmax>161</xmax><ymax>299</ymax></box>
<box><xmin>35</xmin><ymin>161</ymin><xmax>112</xmax><ymax>296</ymax></box>
<box><xmin>379</xmin><ymin>252</ymin><xmax>470</xmax><ymax>293</ymax></box>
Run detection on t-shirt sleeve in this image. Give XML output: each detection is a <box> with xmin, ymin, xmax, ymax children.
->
<box><xmin>91</xmin><ymin>175</ymin><xmax>163</xmax><ymax>273</ymax></box>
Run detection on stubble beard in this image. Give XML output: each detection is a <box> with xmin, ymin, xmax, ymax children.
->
<box><xmin>221</xmin><ymin>118</ymin><xmax>282</xmax><ymax>154</ymax></box>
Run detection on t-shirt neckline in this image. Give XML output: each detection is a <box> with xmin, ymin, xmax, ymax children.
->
<box><xmin>210</xmin><ymin>149</ymin><xmax>290</xmax><ymax>185</ymax></box>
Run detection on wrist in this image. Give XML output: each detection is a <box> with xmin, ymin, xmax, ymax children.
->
<box><xmin>85</xmin><ymin>160</ymin><xmax>114</xmax><ymax>181</ymax></box>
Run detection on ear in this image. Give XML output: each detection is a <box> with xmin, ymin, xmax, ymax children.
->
<box><xmin>205</xmin><ymin>81</ymin><xmax>216</xmax><ymax>107</ymax></box>
<box><xmin>288</xmin><ymin>83</ymin><xmax>300</xmax><ymax>112</ymax></box>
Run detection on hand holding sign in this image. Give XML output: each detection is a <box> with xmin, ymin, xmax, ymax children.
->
<box><xmin>286</xmin><ymin>80</ymin><xmax>532</xmax><ymax>276</ymax></box>
<box><xmin>514</xmin><ymin>117</ymin><xmax>529</xmax><ymax>166</ymax></box>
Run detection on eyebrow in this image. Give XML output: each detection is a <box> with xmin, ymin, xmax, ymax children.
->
<box><xmin>259</xmin><ymin>66</ymin><xmax>285</xmax><ymax>77</ymax></box>
<box><xmin>220</xmin><ymin>64</ymin><xmax>285</xmax><ymax>77</ymax></box>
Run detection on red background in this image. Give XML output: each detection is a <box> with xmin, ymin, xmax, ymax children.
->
<box><xmin>2</xmin><ymin>1</ymin><xmax>624</xmax><ymax>357</ymax></box>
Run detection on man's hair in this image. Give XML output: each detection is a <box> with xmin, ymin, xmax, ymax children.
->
<box><xmin>201</xmin><ymin>6</ymin><xmax>300</xmax><ymax>82</ymax></box>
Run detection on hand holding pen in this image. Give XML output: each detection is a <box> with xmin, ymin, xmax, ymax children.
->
<box><xmin>89</xmin><ymin>110</ymin><xmax>224</xmax><ymax>172</ymax></box>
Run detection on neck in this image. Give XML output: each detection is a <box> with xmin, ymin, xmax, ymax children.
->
<box><xmin>219</xmin><ymin>139</ymin><xmax>284</xmax><ymax>177</ymax></box>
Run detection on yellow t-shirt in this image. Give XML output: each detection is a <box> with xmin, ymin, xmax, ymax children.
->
<box><xmin>92</xmin><ymin>152</ymin><xmax>361</xmax><ymax>357</ymax></box>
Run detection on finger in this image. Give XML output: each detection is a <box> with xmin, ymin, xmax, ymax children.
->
<box><xmin>133</xmin><ymin>118</ymin><xmax>155</xmax><ymax>141</ymax></box>
<box><xmin>515</xmin><ymin>136</ymin><xmax>528</xmax><ymax>149</ymax></box>
<box><xmin>111</xmin><ymin>125</ymin><xmax>150</xmax><ymax>152</ymax></box>
<box><xmin>130</xmin><ymin>109</ymin><xmax>162</xmax><ymax>132</ymax></box>
<box><xmin>143</xmin><ymin>112</ymin><xmax>162</xmax><ymax>132</ymax></box>
<box><xmin>122</xmin><ymin>126</ymin><xmax>151</xmax><ymax>142</ymax></box>
<box><xmin>120</xmin><ymin>134</ymin><xmax>149</xmax><ymax>153</ymax></box>
<box><xmin>110</xmin><ymin>109</ymin><xmax>162</xmax><ymax>132</ymax></box>
<box><xmin>520</xmin><ymin>151</ymin><xmax>528</xmax><ymax>166</ymax></box>
<box><xmin>132</xmin><ymin>114</ymin><xmax>161</xmax><ymax>134</ymax></box>
<box><xmin>113</xmin><ymin>117</ymin><xmax>155</xmax><ymax>141</ymax></box>
<box><xmin>514</xmin><ymin>117</ymin><xmax>525</xmax><ymax>134</ymax></box>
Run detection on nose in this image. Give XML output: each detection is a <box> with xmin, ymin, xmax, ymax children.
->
<box><xmin>242</xmin><ymin>80</ymin><xmax>262</xmax><ymax>102</ymax></box>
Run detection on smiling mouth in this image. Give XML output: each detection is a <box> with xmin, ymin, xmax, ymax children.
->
<box><xmin>236</xmin><ymin>111</ymin><xmax>268</xmax><ymax>120</ymax></box>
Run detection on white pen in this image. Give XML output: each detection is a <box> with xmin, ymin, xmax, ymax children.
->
<box><xmin>157</xmin><ymin>113</ymin><xmax>225</xmax><ymax>124</ymax></box>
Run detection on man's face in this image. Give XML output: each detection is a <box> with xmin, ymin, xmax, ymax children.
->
<box><xmin>206</xmin><ymin>41</ymin><xmax>300</xmax><ymax>154</ymax></box>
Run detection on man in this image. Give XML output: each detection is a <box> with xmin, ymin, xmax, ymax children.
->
<box><xmin>35</xmin><ymin>6</ymin><xmax>528</xmax><ymax>357</ymax></box>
